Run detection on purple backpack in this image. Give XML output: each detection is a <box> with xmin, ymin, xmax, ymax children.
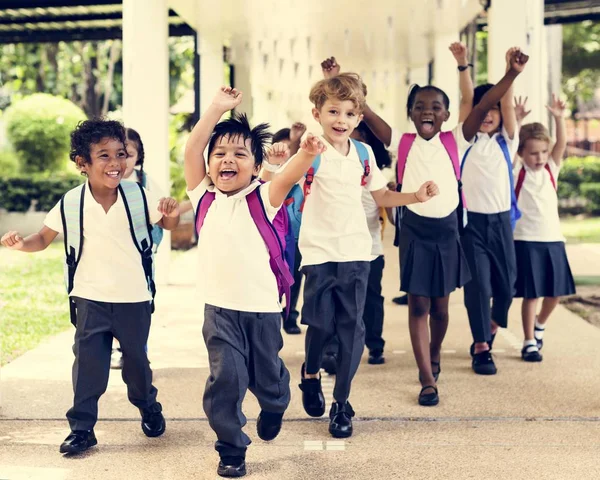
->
<box><xmin>195</xmin><ymin>185</ymin><xmax>295</xmax><ymax>317</ymax></box>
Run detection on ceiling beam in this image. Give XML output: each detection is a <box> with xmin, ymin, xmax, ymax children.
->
<box><xmin>0</xmin><ymin>9</ymin><xmax>180</xmax><ymax>25</ymax></box>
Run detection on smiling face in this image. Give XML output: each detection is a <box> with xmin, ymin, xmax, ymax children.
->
<box><xmin>124</xmin><ymin>143</ymin><xmax>139</xmax><ymax>179</ymax></box>
<box><xmin>409</xmin><ymin>90</ymin><xmax>450</xmax><ymax>140</ymax></box>
<box><xmin>479</xmin><ymin>106</ymin><xmax>502</xmax><ymax>135</ymax></box>
<box><xmin>312</xmin><ymin>98</ymin><xmax>363</xmax><ymax>148</ymax></box>
<box><xmin>77</xmin><ymin>137</ymin><xmax>128</xmax><ymax>191</ymax></box>
<box><xmin>520</xmin><ymin>138</ymin><xmax>550</xmax><ymax>171</ymax></box>
<box><xmin>207</xmin><ymin>134</ymin><xmax>260</xmax><ymax>194</ymax></box>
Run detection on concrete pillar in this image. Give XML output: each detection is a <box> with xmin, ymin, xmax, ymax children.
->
<box><xmin>487</xmin><ymin>0</ymin><xmax>547</xmax><ymax>125</ymax></box>
<box><xmin>433</xmin><ymin>32</ymin><xmax>460</xmax><ymax>130</ymax></box>
<box><xmin>122</xmin><ymin>0</ymin><xmax>171</xmax><ymax>283</ymax></box>
<box><xmin>546</xmin><ymin>24</ymin><xmax>563</xmax><ymax>134</ymax></box>
<box><xmin>198</xmin><ymin>35</ymin><xmax>225</xmax><ymax>118</ymax></box>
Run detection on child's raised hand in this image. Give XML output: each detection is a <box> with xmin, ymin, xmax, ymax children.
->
<box><xmin>289</xmin><ymin>122</ymin><xmax>307</xmax><ymax>143</ymax></box>
<box><xmin>266</xmin><ymin>142</ymin><xmax>291</xmax><ymax>164</ymax></box>
<box><xmin>321</xmin><ymin>57</ymin><xmax>340</xmax><ymax>79</ymax></box>
<box><xmin>507</xmin><ymin>48</ymin><xmax>529</xmax><ymax>74</ymax></box>
<box><xmin>212</xmin><ymin>86</ymin><xmax>243</xmax><ymax>111</ymax></box>
<box><xmin>514</xmin><ymin>96</ymin><xmax>531</xmax><ymax>123</ymax></box>
<box><xmin>415</xmin><ymin>181</ymin><xmax>439</xmax><ymax>203</ymax></box>
<box><xmin>449</xmin><ymin>42</ymin><xmax>468</xmax><ymax>65</ymax></box>
<box><xmin>300</xmin><ymin>133</ymin><xmax>327</xmax><ymax>156</ymax></box>
<box><xmin>1</xmin><ymin>231</ymin><xmax>24</xmax><ymax>250</ymax></box>
<box><xmin>158</xmin><ymin>197</ymin><xmax>180</xmax><ymax>218</ymax></box>
<box><xmin>546</xmin><ymin>93</ymin><xmax>567</xmax><ymax>118</ymax></box>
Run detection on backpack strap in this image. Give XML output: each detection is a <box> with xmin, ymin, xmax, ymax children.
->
<box><xmin>119</xmin><ymin>181</ymin><xmax>156</xmax><ymax>311</ymax></box>
<box><xmin>300</xmin><ymin>155</ymin><xmax>321</xmax><ymax>212</ymax></box>
<box><xmin>496</xmin><ymin>135</ymin><xmax>522</xmax><ymax>229</ymax></box>
<box><xmin>195</xmin><ymin>190</ymin><xmax>216</xmax><ymax>234</ymax></box>
<box><xmin>350</xmin><ymin>139</ymin><xmax>371</xmax><ymax>186</ymax></box>
<box><xmin>60</xmin><ymin>184</ymin><xmax>86</xmax><ymax>326</ymax></box>
<box><xmin>545</xmin><ymin>163</ymin><xmax>557</xmax><ymax>191</ymax></box>
<box><xmin>515</xmin><ymin>163</ymin><xmax>557</xmax><ymax>201</ymax></box>
<box><xmin>246</xmin><ymin>189</ymin><xmax>295</xmax><ymax>318</ymax></box>
<box><xmin>396</xmin><ymin>133</ymin><xmax>417</xmax><ymax>187</ymax></box>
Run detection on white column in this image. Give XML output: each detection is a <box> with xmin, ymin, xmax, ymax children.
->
<box><xmin>488</xmin><ymin>0</ymin><xmax>547</xmax><ymax>125</ymax></box>
<box><xmin>199</xmin><ymin>35</ymin><xmax>225</xmax><ymax>116</ymax></box>
<box><xmin>122</xmin><ymin>0</ymin><xmax>171</xmax><ymax>284</ymax></box>
<box><xmin>433</xmin><ymin>32</ymin><xmax>460</xmax><ymax>130</ymax></box>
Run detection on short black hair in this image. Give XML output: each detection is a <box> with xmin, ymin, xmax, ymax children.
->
<box><xmin>208</xmin><ymin>113</ymin><xmax>271</xmax><ymax>166</ymax></box>
<box><xmin>125</xmin><ymin>127</ymin><xmax>145</xmax><ymax>166</ymax></box>
<box><xmin>473</xmin><ymin>83</ymin><xmax>501</xmax><ymax>109</ymax></box>
<box><xmin>70</xmin><ymin>118</ymin><xmax>126</xmax><ymax>166</ymax></box>
<box><xmin>354</xmin><ymin>122</ymin><xmax>392</xmax><ymax>169</ymax></box>
<box><xmin>273</xmin><ymin>128</ymin><xmax>291</xmax><ymax>144</ymax></box>
<box><xmin>406</xmin><ymin>84</ymin><xmax>450</xmax><ymax>119</ymax></box>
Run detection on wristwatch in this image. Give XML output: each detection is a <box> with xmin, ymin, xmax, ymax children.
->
<box><xmin>458</xmin><ymin>64</ymin><xmax>473</xmax><ymax>72</ymax></box>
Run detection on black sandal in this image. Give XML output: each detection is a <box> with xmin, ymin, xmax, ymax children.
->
<box><xmin>418</xmin><ymin>385</ymin><xmax>439</xmax><ymax>406</ymax></box>
<box><xmin>431</xmin><ymin>361</ymin><xmax>441</xmax><ymax>382</ymax></box>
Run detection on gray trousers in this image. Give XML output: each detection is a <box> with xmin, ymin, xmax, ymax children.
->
<box><xmin>301</xmin><ymin>261</ymin><xmax>369</xmax><ymax>404</ymax></box>
<box><xmin>202</xmin><ymin>305</ymin><xmax>291</xmax><ymax>458</ymax></box>
<box><xmin>67</xmin><ymin>298</ymin><xmax>158</xmax><ymax>431</ymax></box>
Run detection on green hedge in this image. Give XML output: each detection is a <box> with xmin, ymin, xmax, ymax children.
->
<box><xmin>558</xmin><ymin>156</ymin><xmax>600</xmax><ymax>214</ymax></box>
<box><xmin>580</xmin><ymin>183</ymin><xmax>600</xmax><ymax>214</ymax></box>
<box><xmin>0</xmin><ymin>175</ymin><xmax>83</xmax><ymax>213</ymax></box>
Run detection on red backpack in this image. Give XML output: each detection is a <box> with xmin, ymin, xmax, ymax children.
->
<box><xmin>514</xmin><ymin>164</ymin><xmax>557</xmax><ymax>199</ymax></box>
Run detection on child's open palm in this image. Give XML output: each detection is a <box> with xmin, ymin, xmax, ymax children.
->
<box><xmin>212</xmin><ymin>86</ymin><xmax>243</xmax><ymax>111</ymax></box>
<box><xmin>266</xmin><ymin>142</ymin><xmax>291</xmax><ymax>164</ymax></box>
<box><xmin>507</xmin><ymin>48</ymin><xmax>529</xmax><ymax>73</ymax></box>
<box><xmin>301</xmin><ymin>133</ymin><xmax>327</xmax><ymax>156</ymax></box>
<box><xmin>514</xmin><ymin>96</ymin><xmax>531</xmax><ymax>124</ymax></box>
<box><xmin>321</xmin><ymin>57</ymin><xmax>340</xmax><ymax>79</ymax></box>
<box><xmin>1</xmin><ymin>231</ymin><xmax>24</xmax><ymax>250</ymax></box>
<box><xmin>546</xmin><ymin>93</ymin><xmax>566</xmax><ymax>118</ymax></box>
<box><xmin>449</xmin><ymin>42</ymin><xmax>468</xmax><ymax>65</ymax></box>
<box><xmin>415</xmin><ymin>181</ymin><xmax>439</xmax><ymax>203</ymax></box>
<box><xmin>158</xmin><ymin>197</ymin><xmax>180</xmax><ymax>218</ymax></box>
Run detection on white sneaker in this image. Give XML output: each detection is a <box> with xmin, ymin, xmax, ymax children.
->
<box><xmin>110</xmin><ymin>348</ymin><xmax>123</xmax><ymax>369</ymax></box>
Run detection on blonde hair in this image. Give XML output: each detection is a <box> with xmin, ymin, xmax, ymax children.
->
<box><xmin>518</xmin><ymin>122</ymin><xmax>552</xmax><ymax>154</ymax></box>
<box><xmin>309</xmin><ymin>73</ymin><xmax>367</xmax><ymax>112</ymax></box>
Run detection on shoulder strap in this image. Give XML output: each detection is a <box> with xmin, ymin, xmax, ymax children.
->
<box><xmin>140</xmin><ymin>170</ymin><xmax>147</xmax><ymax>188</ymax></box>
<box><xmin>439</xmin><ymin>131</ymin><xmax>461</xmax><ymax>181</ymax></box>
<box><xmin>246</xmin><ymin>189</ymin><xmax>295</xmax><ymax>317</ymax></box>
<box><xmin>396</xmin><ymin>133</ymin><xmax>417</xmax><ymax>187</ymax></box>
<box><xmin>350</xmin><ymin>138</ymin><xmax>371</xmax><ymax>186</ymax></box>
<box><xmin>460</xmin><ymin>135</ymin><xmax>478</xmax><ymax>172</ymax></box>
<box><xmin>195</xmin><ymin>190</ymin><xmax>216</xmax><ymax>234</ymax></box>
<box><xmin>300</xmin><ymin>155</ymin><xmax>322</xmax><ymax>212</ymax></box>
<box><xmin>496</xmin><ymin>135</ymin><xmax>522</xmax><ymax>229</ymax></box>
<box><xmin>545</xmin><ymin>163</ymin><xmax>557</xmax><ymax>191</ymax></box>
<box><xmin>515</xmin><ymin>165</ymin><xmax>526</xmax><ymax>199</ymax></box>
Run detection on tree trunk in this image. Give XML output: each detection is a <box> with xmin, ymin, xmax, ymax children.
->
<box><xmin>102</xmin><ymin>40</ymin><xmax>121</xmax><ymax>116</ymax></box>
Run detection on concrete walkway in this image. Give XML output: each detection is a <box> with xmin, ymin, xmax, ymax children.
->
<box><xmin>1</xmin><ymin>237</ymin><xmax>600</xmax><ymax>479</ymax></box>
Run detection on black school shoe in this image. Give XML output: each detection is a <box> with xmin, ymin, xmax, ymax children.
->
<box><xmin>472</xmin><ymin>351</ymin><xmax>497</xmax><ymax>375</ymax></box>
<box><xmin>368</xmin><ymin>349</ymin><xmax>385</xmax><ymax>365</ymax></box>
<box><xmin>218</xmin><ymin>456</ymin><xmax>246</xmax><ymax>478</ymax></box>
<box><xmin>298</xmin><ymin>364</ymin><xmax>326</xmax><ymax>417</ymax></box>
<box><xmin>59</xmin><ymin>430</ymin><xmax>97</xmax><ymax>454</ymax></box>
<box><xmin>256</xmin><ymin>410</ymin><xmax>283</xmax><ymax>441</ymax></box>
<box><xmin>521</xmin><ymin>345</ymin><xmax>543</xmax><ymax>362</ymax></box>
<box><xmin>329</xmin><ymin>402</ymin><xmax>355</xmax><ymax>438</ymax></box>
<box><xmin>140</xmin><ymin>402</ymin><xmax>166</xmax><ymax>437</ymax></box>
<box><xmin>469</xmin><ymin>332</ymin><xmax>497</xmax><ymax>357</ymax></box>
<box><xmin>418</xmin><ymin>386</ymin><xmax>439</xmax><ymax>407</ymax></box>
<box><xmin>392</xmin><ymin>294</ymin><xmax>409</xmax><ymax>305</ymax></box>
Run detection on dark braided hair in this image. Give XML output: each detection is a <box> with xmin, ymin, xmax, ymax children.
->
<box><xmin>406</xmin><ymin>84</ymin><xmax>450</xmax><ymax>119</ymax></box>
<box><xmin>125</xmin><ymin>127</ymin><xmax>146</xmax><ymax>184</ymax></box>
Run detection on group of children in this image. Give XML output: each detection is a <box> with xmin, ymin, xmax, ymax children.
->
<box><xmin>0</xmin><ymin>40</ymin><xmax>576</xmax><ymax>478</ymax></box>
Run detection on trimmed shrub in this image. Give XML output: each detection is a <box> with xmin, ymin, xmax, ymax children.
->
<box><xmin>0</xmin><ymin>174</ymin><xmax>83</xmax><ymax>213</ymax></box>
<box><xmin>4</xmin><ymin>94</ymin><xmax>86</xmax><ymax>174</ymax></box>
<box><xmin>581</xmin><ymin>183</ymin><xmax>600</xmax><ymax>214</ymax></box>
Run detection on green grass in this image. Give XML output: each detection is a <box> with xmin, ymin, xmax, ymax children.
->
<box><xmin>0</xmin><ymin>243</ymin><xmax>70</xmax><ymax>366</ymax></box>
<box><xmin>574</xmin><ymin>276</ymin><xmax>600</xmax><ymax>286</ymax></box>
<box><xmin>561</xmin><ymin>216</ymin><xmax>600</xmax><ymax>243</ymax></box>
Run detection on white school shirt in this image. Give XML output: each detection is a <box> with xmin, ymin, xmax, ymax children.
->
<box><xmin>362</xmin><ymin>188</ymin><xmax>384</xmax><ymax>259</ymax></box>
<box><xmin>187</xmin><ymin>178</ymin><xmax>281</xmax><ymax>313</ymax></box>
<box><xmin>124</xmin><ymin>169</ymin><xmax>166</xmax><ymax>199</ymax></box>
<box><xmin>44</xmin><ymin>181</ymin><xmax>163</xmax><ymax>303</ymax></box>
<box><xmin>461</xmin><ymin>126</ymin><xmax>519</xmax><ymax>214</ymax></box>
<box><xmin>513</xmin><ymin>160</ymin><xmax>564</xmax><ymax>242</ymax></box>
<box><xmin>298</xmin><ymin>136</ymin><xmax>388</xmax><ymax>267</ymax></box>
<box><xmin>389</xmin><ymin>124</ymin><xmax>472</xmax><ymax>218</ymax></box>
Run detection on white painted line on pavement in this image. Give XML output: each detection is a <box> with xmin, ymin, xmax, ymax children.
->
<box><xmin>442</xmin><ymin>349</ymin><xmax>456</xmax><ymax>354</ymax></box>
<box><xmin>326</xmin><ymin>440</ymin><xmax>346</xmax><ymax>451</ymax></box>
<box><xmin>304</xmin><ymin>440</ymin><xmax>323</xmax><ymax>451</ymax></box>
<box><xmin>393</xmin><ymin>350</ymin><xmax>406</xmax><ymax>354</ymax></box>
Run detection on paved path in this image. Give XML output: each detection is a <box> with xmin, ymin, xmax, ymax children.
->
<box><xmin>1</xmin><ymin>237</ymin><xmax>600</xmax><ymax>479</ymax></box>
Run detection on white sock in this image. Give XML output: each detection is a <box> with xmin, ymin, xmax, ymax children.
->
<box><xmin>523</xmin><ymin>339</ymin><xmax>538</xmax><ymax>353</ymax></box>
<box><xmin>534</xmin><ymin>317</ymin><xmax>546</xmax><ymax>340</ymax></box>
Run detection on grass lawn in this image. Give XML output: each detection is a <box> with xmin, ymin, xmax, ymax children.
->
<box><xmin>561</xmin><ymin>216</ymin><xmax>600</xmax><ymax>243</ymax></box>
<box><xmin>0</xmin><ymin>243</ymin><xmax>69</xmax><ymax>366</ymax></box>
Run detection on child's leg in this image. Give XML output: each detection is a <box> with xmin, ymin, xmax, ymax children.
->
<box><xmin>521</xmin><ymin>298</ymin><xmax>539</xmax><ymax>341</ymax></box>
<box><xmin>246</xmin><ymin>312</ymin><xmax>291</xmax><ymax>413</ymax></box>
<box><xmin>408</xmin><ymin>295</ymin><xmax>435</xmax><ymax>386</ymax></box>
<box><xmin>112</xmin><ymin>302</ymin><xmax>158</xmax><ymax>410</ymax></box>
<box><xmin>363</xmin><ymin>255</ymin><xmax>385</xmax><ymax>354</ymax></box>
<box><xmin>202</xmin><ymin>305</ymin><xmax>251</xmax><ymax>458</ymax></box>
<box><xmin>332</xmin><ymin>261</ymin><xmax>369</xmax><ymax>404</ymax></box>
<box><xmin>489</xmin><ymin>230</ymin><xmax>517</xmax><ymax>337</ymax></box>
<box><xmin>66</xmin><ymin>298</ymin><xmax>113</xmax><ymax>432</ymax></box>
<box><xmin>429</xmin><ymin>296</ymin><xmax>450</xmax><ymax>366</ymax></box>
<box><xmin>538</xmin><ymin>297</ymin><xmax>560</xmax><ymax>325</ymax></box>
<box><xmin>287</xmin><ymin>243</ymin><xmax>303</xmax><ymax>322</ymax></box>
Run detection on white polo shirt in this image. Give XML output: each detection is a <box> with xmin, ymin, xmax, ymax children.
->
<box><xmin>44</xmin><ymin>181</ymin><xmax>163</xmax><ymax>303</ymax></box>
<box><xmin>298</xmin><ymin>136</ymin><xmax>388</xmax><ymax>267</ymax></box>
<box><xmin>389</xmin><ymin>124</ymin><xmax>472</xmax><ymax>219</ymax></box>
<box><xmin>187</xmin><ymin>178</ymin><xmax>281</xmax><ymax>313</ymax></box>
<box><xmin>461</xmin><ymin>126</ymin><xmax>519</xmax><ymax>214</ymax></box>
<box><xmin>513</xmin><ymin>160</ymin><xmax>564</xmax><ymax>242</ymax></box>
<box><xmin>362</xmin><ymin>188</ymin><xmax>384</xmax><ymax>259</ymax></box>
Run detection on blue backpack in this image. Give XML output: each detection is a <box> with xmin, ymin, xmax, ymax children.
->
<box><xmin>60</xmin><ymin>181</ymin><xmax>156</xmax><ymax>325</ymax></box>
<box><xmin>461</xmin><ymin>134</ymin><xmax>521</xmax><ymax>230</ymax></box>
<box><xmin>140</xmin><ymin>170</ymin><xmax>165</xmax><ymax>249</ymax></box>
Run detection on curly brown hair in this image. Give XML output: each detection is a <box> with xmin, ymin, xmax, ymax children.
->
<box><xmin>309</xmin><ymin>73</ymin><xmax>367</xmax><ymax>112</ymax></box>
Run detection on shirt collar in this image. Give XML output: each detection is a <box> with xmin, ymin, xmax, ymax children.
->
<box><xmin>208</xmin><ymin>178</ymin><xmax>261</xmax><ymax>199</ymax></box>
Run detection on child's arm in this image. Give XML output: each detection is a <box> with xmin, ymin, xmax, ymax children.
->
<box><xmin>184</xmin><ymin>86</ymin><xmax>243</xmax><ymax>191</ymax></box>
<box><xmin>260</xmin><ymin>142</ymin><xmax>291</xmax><ymax>182</ymax></box>
<box><xmin>371</xmin><ymin>181</ymin><xmax>439</xmax><ymax>208</ymax></box>
<box><xmin>514</xmin><ymin>95</ymin><xmax>531</xmax><ymax>127</ymax></box>
<box><xmin>362</xmin><ymin>105</ymin><xmax>393</xmax><ymax>147</ymax></box>
<box><xmin>321</xmin><ymin>56</ymin><xmax>341</xmax><ymax>79</ymax></box>
<box><xmin>449</xmin><ymin>42</ymin><xmax>474</xmax><ymax>123</ymax></box>
<box><xmin>385</xmin><ymin>182</ymin><xmax>397</xmax><ymax>225</ymax></box>
<box><xmin>288</xmin><ymin>122</ymin><xmax>306</xmax><ymax>156</ymax></box>
<box><xmin>269</xmin><ymin>134</ymin><xmax>326</xmax><ymax>208</ymax></box>
<box><xmin>500</xmin><ymin>47</ymin><xmax>520</xmax><ymax>140</ymax></box>
<box><xmin>1</xmin><ymin>227</ymin><xmax>58</xmax><ymax>252</ymax></box>
<box><xmin>462</xmin><ymin>48</ymin><xmax>529</xmax><ymax>142</ymax></box>
<box><xmin>547</xmin><ymin>93</ymin><xmax>567</xmax><ymax>166</ymax></box>
<box><xmin>156</xmin><ymin>197</ymin><xmax>181</xmax><ymax>230</ymax></box>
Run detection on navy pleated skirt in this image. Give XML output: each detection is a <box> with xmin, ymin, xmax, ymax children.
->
<box><xmin>398</xmin><ymin>209</ymin><xmax>471</xmax><ymax>297</ymax></box>
<box><xmin>514</xmin><ymin>240</ymin><xmax>576</xmax><ymax>298</ymax></box>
